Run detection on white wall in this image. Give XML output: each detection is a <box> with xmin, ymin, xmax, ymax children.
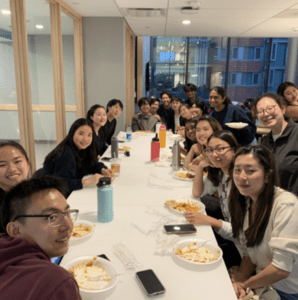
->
<box><xmin>82</xmin><ymin>17</ymin><xmax>126</xmax><ymax>135</ymax></box>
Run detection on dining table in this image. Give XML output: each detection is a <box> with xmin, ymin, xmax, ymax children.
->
<box><xmin>63</xmin><ymin>131</ymin><xmax>238</xmax><ymax>300</ymax></box>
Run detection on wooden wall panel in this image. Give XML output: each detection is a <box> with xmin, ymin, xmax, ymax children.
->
<box><xmin>136</xmin><ymin>37</ymin><xmax>143</xmax><ymax>101</ymax></box>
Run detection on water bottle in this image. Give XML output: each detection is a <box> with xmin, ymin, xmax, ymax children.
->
<box><xmin>151</xmin><ymin>133</ymin><xmax>160</xmax><ymax>162</ymax></box>
<box><xmin>126</xmin><ymin>125</ymin><xmax>132</xmax><ymax>142</ymax></box>
<box><xmin>97</xmin><ymin>177</ymin><xmax>113</xmax><ymax>223</ymax></box>
<box><xmin>172</xmin><ymin>140</ymin><xmax>181</xmax><ymax>171</ymax></box>
<box><xmin>111</xmin><ymin>136</ymin><xmax>118</xmax><ymax>158</ymax></box>
<box><xmin>159</xmin><ymin>124</ymin><xmax>166</xmax><ymax>148</ymax></box>
<box><xmin>156</xmin><ymin>121</ymin><xmax>162</xmax><ymax>135</ymax></box>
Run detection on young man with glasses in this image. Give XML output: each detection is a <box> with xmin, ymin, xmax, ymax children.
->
<box><xmin>0</xmin><ymin>176</ymin><xmax>81</xmax><ymax>300</ymax></box>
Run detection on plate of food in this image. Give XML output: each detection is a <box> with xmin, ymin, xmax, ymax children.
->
<box><xmin>164</xmin><ymin>199</ymin><xmax>203</xmax><ymax>214</ymax></box>
<box><xmin>118</xmin><ymin>146</ymin><xmax>131</xmax><ymax>153</ymax></box>
<box><xmin>135</xmin><ymin>131</ymin><xmax>151</xmax><ymax>135</ymax></box>
<box><xmin>169</xmin><ymin>134</ymin><xmax>184</xmax><ymax>141</ymax></box>
<box><xmin>173</xmin><ymin>171</ymin><xmax>195</xmax><ymax>181</ymax></box>
<box><xmin>225</xmin><ymin>122</ymin><xmax>248</xmax><ymax>129</ymax></box>
<box><xmin>63</xmin><ymin>256</ymin><xmax>118</xmax><ymax>296</ymax></box>
<box><xmin>173</xmin><ymin>238</ymin><xmax>222</xmax><ymax>265</ymax></box>
<box><xmin>70</xmin><ymin>220</ymin><xmax>95</xmax><ymax>245</ymax></box>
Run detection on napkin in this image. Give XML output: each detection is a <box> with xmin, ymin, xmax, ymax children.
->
<box><xmin>154</xmin><ymin>232</ymin><xmax>180</xmax><ymax>256</ymax></box>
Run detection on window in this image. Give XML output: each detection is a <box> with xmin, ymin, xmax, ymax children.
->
<box><xmin>243</xmin><ymin>47</ymin><xmax>254</xmax><ymax>60</ymax></box>
<box><xmin>271</xmin><ymin>43</ymin><xmax>276</xmax><ymax>60</ymax></box>
<box><xmin>220</xmin><ymin>48</ymin><xmax>227</xmax><ymax>60</ymax></box>
<box><xmin>253</xmin><ymin>73</ymin><xmax>259</xmax><ymax>85</ymax></box>
<box><xmin>232</xmin><ymin>47</ymin><xmax>238</xmax><ymax>59</ymax></box>
<box><xmin>231</xmin><ymin>73</ymin><xmax>236</xmax><ymax>84</ymax></box>
<box><xmin>255</xmin><ymin>48</ymin><xmax>261</xmax><ymax>59</ymax></box>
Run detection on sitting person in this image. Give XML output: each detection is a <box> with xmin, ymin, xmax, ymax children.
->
<box><xmin>184</xmin><ymin>116</ymin><xmax>222</xmax><ymax>172</ymax></box>
<box><xmin>0</xmin><ymin>141</ymin><xmax>30</xmax><ymax>203</ymax></box>
<box><xmin>156</xmin><ymin>91</ymin><xmax>174</xmax><ymax>129</ymax></box>
<box><xmin>180</xmin><ymin>118</ymin><xmax>199</xmax><ymax>156</ymax></box>
<box><xmin>224</xmin><ymin>145</ymin><xmax>298</xmax><ymax>300</ymax></box>
<box><xmin>149</xmin><ymin>97</ymin><xmax>161</xmax><ymax>121</ymax></box>
<box><xmin>184</xmin><ymin>130</ymin><xmax>241</xmax><ymax>269</ymax></box>
<box><xmin>177</xmin><ymin>104</ymin><xmax>192</xmax><ymax>138</ymax></box>
<box><xmin>190</xmin><ymin>99</ymin><xmax>206</xmax><ymax>118</ymax></box>
<box><xmin>87</xmin><ymin>104</ymin><xmax>108</xmax><ymax>157</ymax></box>
<box><xmin>43</xmin><ymin>118</ymin><xmax>113</xmax><ymax>196</ymax></box>
<box><xmin>103</xmin><ymin>99</ymin><xmax>123</xmax><ymax>145</ymax></box>
<box><xmin>168</xmin><ymin>96</ymin><xmax>185</xmax><ymax>133</ymax></box>
<box><xmin>0</xmin><ymin>176</ymin><xmax>81</xmax><ymax>300</ymax></box>
<box><xmin>184</xmin><ymin>83</ymin><xmax>211</xmax><ymax>112</ymax></box>
<box><xmin>277</xmin><ymin>81</ymin><xmax>298</xmax><ymax>122</ymax></box>
<box><xmin>132</xmin><ymin>97</ymin><xmax>158</xmax><ymax>132</ymax></box>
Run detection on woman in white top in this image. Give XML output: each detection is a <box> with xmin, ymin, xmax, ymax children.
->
<box><xmin>222</xmin><ymin>144</ymin><xmax>298</xmax><ymax>300</ymax></box>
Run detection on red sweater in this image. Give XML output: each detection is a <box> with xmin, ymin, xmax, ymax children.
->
<box><xmin>0</xmin><ymin>234</ymin><xmax>81</xmax><ymax>300</ymax></box>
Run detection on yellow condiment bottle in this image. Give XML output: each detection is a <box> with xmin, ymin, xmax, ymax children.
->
<box><xmin>159</xmin><ymin>124</ymin><xmax>166</xmax><ymax>148</ymax></box>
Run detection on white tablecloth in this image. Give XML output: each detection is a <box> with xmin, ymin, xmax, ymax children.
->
<box><xmin>63</xmin><ymin>132</ymin><xmax>237</xmax><ymax>300</ymax></box>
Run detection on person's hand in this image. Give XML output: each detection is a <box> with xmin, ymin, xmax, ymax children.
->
<box><xmin>198</xmin><ymin>156</ymin><xmax>215</xmax><ymax>169</ymax></box>
<box><xmin>133</xmin><ymin>114</ymin><xmax>139</xmax><ymax>119</ymax></box>
<box><xmin>177</xmin><ymin>127</ymin><xmax>185</xmax><ymax>138</ymax></box>
<box><xmin>187</xmin><ymin>164</ymin><xmax>198</xmax><ymax>172</ymax></box>
<box><xmin>191</xmin><ymin>144</ymin><xmax>201</xmax><ymax>156</ymax></box>
<box><xmin>154</xmin><ymin>114</ymin><xmax>161</xmax><ymax>120</ymax></box>
<box><xmin>101</xmin><ymin>168</ymin><xmax>115</xmax><ymax>178</ymax></box>
<box><xmin>232</xmin><ymin>282</ymin><xmax>246</xmax><ymax>299</ymax></box>
<box><xmin>230</xmin><ymin>269</ymin><xmax>248</xmax><ymax>283</ymax></box>
<box><xmin>82</xmin><ymin>173</ymin><xmax>103</xmax><ymax>186</ymax></box>
<box><xmin>183</xmin><ymin>211</ymin><xmax>210</xmax><ymax>226</ymax></box>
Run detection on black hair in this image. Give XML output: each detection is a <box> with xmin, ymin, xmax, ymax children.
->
<box><xmin>0</xmin><ymin>141</ymin><xmax>30</xmax><ymax>163</ymax></box>
<box><xmin>43</xmin><ymin>118</ymin><xmax>98</xmax><ymax>174</ymax></box>
<box><xmin>277</xmin><ymin>81</ymin><xmax>298</xmax><ymax>105</ymax></box>
<box><xmin>190</xmin><ymin>99</ymin><xmax>207</xmax><ymax>115</ymax></box>
<box><xmin>106</xmin><ymin>99</ymin><xmax>123</xmax><ymax>112</ymax></box>
<box><xmin>184</xmin><ymin>118</ymin><xmax>199</xmax><ymax>152</ymax></box>
<box><xmin>0</xmin><ymin>176</ymin><xmax>68</xmax><ymax>234</ymax></box>
<box><xmin>184</xmin><ymin>83</ymin><xmax>197</xmax><ymax>92</ymax></box>
<box><xmin>160</xmin><ymin>91</ymin><xmax>173</xmax><ymax>100</ymax></box>
<box><xmin>206</xmin><ymin>130</ymin><xmax>239</xmax><ymax>187</ymax></box>
<box><xmin>210</xmin><ymin>86</ymin><xmax>232</xmax><ymax>105</ymax></box>
<box><xmin>150</xmin><ymin>97</ymin><xmax>160</xmax><ymax>106</ymax></box>
<box><xmin>137</xmin><ymin>97</ymin><xmax>150</xmax><ymax>109</ymax></box>
<box><xmin>171</xmin><ymin>96</ymin><xmax>183</xmax><ymax>104</ymax></box>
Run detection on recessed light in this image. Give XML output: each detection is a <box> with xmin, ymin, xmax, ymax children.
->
<box><xmin>182</xmin><ymin>20</ymin><xmax>191</xmax><ymax>25</ymax></box>
<box><xmin>36</xmin><ymin>25</ymin><xmax>44</xmax><ymax>29</ymax></box>
<box><xmin>292</xmin><ymin>27</ymin><xmax>298</xmax><ymax>32</ymax></box>
<box><xmin>1</xmin><ymin>9</ymin><xmax>11</xmax><ymax>15</ymax></box>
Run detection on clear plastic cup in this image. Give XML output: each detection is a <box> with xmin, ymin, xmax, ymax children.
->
<box><xmin>111</xmin><ymin>158</ymin><xmax>121</xmax><ymax>177</ymax></box>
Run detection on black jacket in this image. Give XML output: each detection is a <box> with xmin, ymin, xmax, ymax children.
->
<box><xmin>261</xmin><ymin>120</ymin><xmax>298</xmax><ymax>196</ymax></box>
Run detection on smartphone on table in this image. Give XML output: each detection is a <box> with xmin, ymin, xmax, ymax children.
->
<box><xmin>136</xmin><ymin>269</ymin><xmax>166</xmax><ymax>296</ymax></box>
<box><xmin>164</xmin><ymin>224</ymin><xmax>197</xmax><ymax>234</ymax></box>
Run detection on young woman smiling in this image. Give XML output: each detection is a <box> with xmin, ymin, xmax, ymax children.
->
<box><xmin>177</xmin><ymin>104</ymin><xmax>193</xmax><ymax>138</ymax></box>
<box><xmin>180</xmin><ymin>118</ymin><xmax>199</xmax><ymax>156</ymax></box>
<box><xmin>208</xmin><ymin>86</ymin><xmax>256</xmax><ymax>146</ymax></box>
<box><xmin>0</xmin><ymin>141</ymin><xmax>30</xmax><ymax>203</ymax></box>
<box><xmin>223</xmin><ymin>145</ymin><xmax>298</xmax><ymax>300</ymax></box>
<box><xmin>184</xmin><ymin>116</ymin><xmax>222</xmax><ymax>172</ymax></box>
<box><xmin>132</xmin><ymin>98</ymin><xmax>158</xmax><ymax>132</ymax></box>
<box><xmin>43</xmin><ymin>118</ymin><xmax>113</xmax><ymax>195</ymax></box>
<box><xmin>87</xmin><ymin>104</ymin><xmax>108</xmax><ymax>157</ymax></box>
<box><xmin>256</xmin><ymin>93</ymin><xmax>298</xmax><ymax>196</ymax></box>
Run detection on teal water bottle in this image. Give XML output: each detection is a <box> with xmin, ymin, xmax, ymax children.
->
<box><xmin>97</xmin><ymin>177</ymin><xmax>113</xmax><ymax>223</ymax></box>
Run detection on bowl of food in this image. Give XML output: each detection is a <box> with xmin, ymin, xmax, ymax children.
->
<box><xmin>173</xmin><ymin>239</ymin><xmax>222</xmax><ymax>265</ymax></box>
<box><xmin>69</xmin><ymin>220</ymin><xmax>95</xmax><ymax>245</ymax></box>
<box><xmin>164</xmin><ymin>199</ymin><xmax>204</xmax><ymax>214</ymax></box>
<box><xmin>173</xmin><ymin>171</ymin><xmax>195</xmax><ymax>181</ymax></box>
<box><xmin>63</xmin><ymin>256</ymin><xmax>118</xmax><ymax>297</ymax></box>
<box><xmin>118</xmin><ymin>146</ymin><xmax>131</xmax><ymax>154</ymax></box>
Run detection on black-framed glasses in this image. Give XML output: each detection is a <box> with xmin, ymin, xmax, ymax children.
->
<box><xmin>14</xmin><ymin>209</ymin><xmax>79</xmax><ymax>227</ymax></box>
<box><xmin>256</xmin><ymin>105</ymin><xmax>277</xmax><ymax>116</ymax></box>
<box><xmin>205</xmin><ymin>146</ymin><xmax>232</xmax><ymax>156</ymax></box>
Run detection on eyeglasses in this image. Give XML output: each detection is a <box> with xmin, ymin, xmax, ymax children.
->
<box><xmin>14</xmin><ymin>209</ymin><xmax>79</xmax><ymax>227</ymax></box>
<box><xmin>205</xmin><ymin>146</ymin><xmax>232</xmax><ymax>156</ymax></box>
<box><xmin>256</xmin><ymin>105</ymin><xmax>277</xmax><ymax>116</ymax></box>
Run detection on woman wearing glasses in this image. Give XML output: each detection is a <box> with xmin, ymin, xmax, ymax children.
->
<box><xmin>0</xmin><ymin>141</ymin><xmax>31</xmax><ymax>203</ymax></box>
<box><xmin>256</xmin><ymin>93</ymin><xmax>298</xmax><ymax>196</ymax></box>
<box><xmin>185</xmin><ymin>130</ymin><xmax>241</xmax><ymax>268</ymax></box>
<box><xmin>43</xmin><ymin>118</ymin><xmax>114</xmax><ymax>196</ymax></box>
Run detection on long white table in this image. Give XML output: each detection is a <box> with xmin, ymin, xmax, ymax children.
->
<box><xmin>63</xmin><ymin>132</ymin><xmax>237</xmax><ymax>300</ymax></box>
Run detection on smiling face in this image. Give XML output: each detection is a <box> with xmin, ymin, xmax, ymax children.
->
<box><xmin>180</xmin><ymin>106</ymin><xmax>191</xmax><ymax>119</ymax></box>
<box><xmin>150</xmin><ymin>101</ymin><xmax>159</xmax><ymax>114</ymax></box>
<box><xmin>256</xmin><ymin>97</ymin><xmax>285</xmax><ymax>129</ymax></box>
<box><xmin>161</xmin><ymin>94</ymin><xmax>171</xmax><ymax>108</ymax></box>
<box><xmin>91</xmin><ymin>107</ymin><xmax>107</xmax><ymax>128</ymax></box>
<box><xmin>186</xmin><ymin>90</ymin><xmax>196</xmax><ymax>101</ymax></box>
<box><xmin>108</xmin><ymin>103</ymin><xmax>122</xmax><ymax>119</ymax></box>
<box><xmin>171</xmin><ymin>100</ymin><xmax>181</xmax><ymax>113</ymax></box>
<box><xmin>209</xmin><ymin>90</ymin><xmax>225</xmax><ymax>111</ymax></box>
<box><xmin>0</xmin><ymin>146</ymin><xmax>30</xmax><ymax>192</ymax></box>
<box><xmin>73</xmin><ymin>125</ymin><xmax>93</xmax><ymax>150</ymax></box>
<box><xmin>185</xmin><ymin>122</ymin><xmax>197</xmax><ymax>141</ymax></box>
<box><xmin>196</xmin><ymin>121</ymin><xmax>214</xmax><ymax>146</ymax></box>
<box><xmin>233</xmin><ymin>154</ymin><xmax>265</xmax><ymax>202</ymax></box>
<box><xmin>207</xmin><ymin>137</ymin><xmax>234</xmax><ymax>171</ymax></box>
<box><xmin>140</xmin><ymin>101</ymin><xmax>150</xmax><ymax>115</ymax></box>
<box><xmin>283</xmin><ymin>86</ymin><xmax>298</xmax><ymax>104</ymax></box>
<box><xmin>14</xmin><ymin>189</ymin><xmax>73</xmax><ymax>258</ymax></box>
<box><xmin>190</xmin><ymin>104</ymin><xmax>203</xmax><ymax>118</ymax></box>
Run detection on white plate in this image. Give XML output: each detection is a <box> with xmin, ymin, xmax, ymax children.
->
<box><xmin>169</xmin><ymin>134</ymin><xmax>184</xmax><ymax>141</ymax></box>
<box><xmin>165</xmin><ymin>199</ymin><xmax>204</xmax><ymax>214</ymax></box>
<box><xmin>173</xmin><ymin>238</ymin><xmax>222</xmax><ymax>265</ymax></box>
<box><xmin>225</xmin><ymin>122</ymin><xmax>248</xmax><ymax>129</ymax></box>
<box><xmin>135</xmin><ymin>131</ymin><xmax>151</xmax><ymax>136</ymax></box>
<box><xmin>167</xmin><ymin>155</ymin><xmax>185</xmax><ymax>162</ymax></box>
<box><xmin>62</xmin><ymin>256</ymin><xmax>118</xmax><ymax>295</ymax></box>
<box><xmin>70</xmin><ymin>220</ymin><xmax>95</xmax><ymax>245</ymax></box>
<box><xmin>173</xmin><ymin>171</ymin><xmax>195</xmax><ymax>181</ymax></box>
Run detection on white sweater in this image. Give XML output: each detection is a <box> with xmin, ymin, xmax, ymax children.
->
<box><xmin>219</xmin><ymin>187</ymin><xmax>298</xmax><ymax>294</ymax></box>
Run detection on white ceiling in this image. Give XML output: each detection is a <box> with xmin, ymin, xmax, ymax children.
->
<box><xmin>60</xmin><ymin>0</ymin><xmax>298</xmax><ymax>37</ymax></box>
<box><xmin>1</xmin><ymin>0</ymin><xmax>298</xmax><ymax>37</ymax></box>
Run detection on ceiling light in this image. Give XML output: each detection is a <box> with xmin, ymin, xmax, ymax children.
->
<box><xmin>36</xmin><ymin>25</ymin><xmax>44</xmax><ymax>29</ymax></box>
<box><xmin>1</xmin><ymin>9</ymin><xmax>11</xmax><ymax>15</ymax></box>
<box><xmin>292</xmin><ymin>28</ymin><xmax>298</xmax><ymax>32</ymax></box>
<box><xmin>126</xmin><ymin>8</ymin><xmax>165</xmax><ymax>17</ymax></box>
<box><xmin>182</xmin><ymin>20</ymin><xmax>191</xmax><ymax>25</ymax></box>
